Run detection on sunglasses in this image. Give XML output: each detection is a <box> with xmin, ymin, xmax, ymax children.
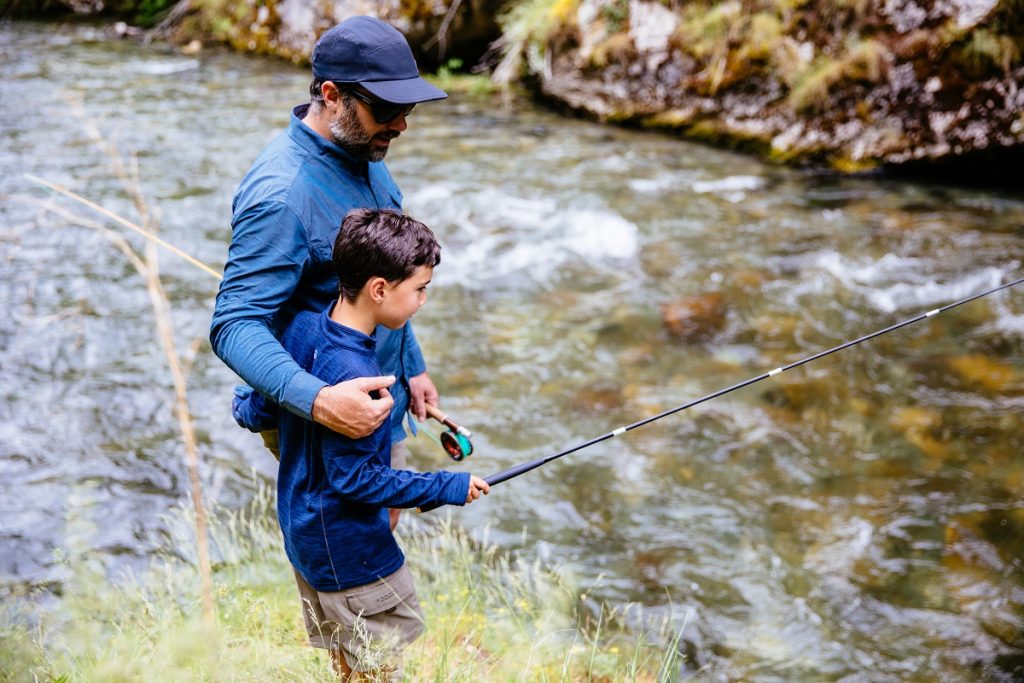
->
<box><xmin>344</xmin><ymin>87</ymin><xmax>416</xmax><ymax>124</ymax></box>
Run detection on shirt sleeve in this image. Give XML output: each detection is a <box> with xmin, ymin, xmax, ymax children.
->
<box><xmin>231</xmin><ymin>387</ymin><xmax>279</xmax><ymax>433</ymax></box>
<box><xmin>210</xmin><ymin>201</ymin><xmax>327</xmax><ymax>418</ymax></box>
<box><xmin>320</xmin><ymin>429</ymin><xmax>471</xmax><ymax>509</ymax></box>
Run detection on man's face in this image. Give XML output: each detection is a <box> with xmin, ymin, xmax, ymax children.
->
<box><xmin>328</xmin><ymin>93</ymin><xmax>409</xmax><ymax>163</ymax></box>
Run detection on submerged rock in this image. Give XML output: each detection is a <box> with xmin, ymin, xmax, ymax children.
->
<box><xmin>947</xmin><ymin>353</ymin><xmax>1020</xmax><ymax>392</ymax></box>
<box><xmin>944</xmin><ymin>508</ymin><xmax>1024</xmax><ymax>648</ymax></box>
<box><xmin>890</xmin><ymin>405</ymin><xmax>952</xmax><ymax>460</ymax></box>
<box><xmin>660</xmin><ymin>292</ymin><xmax>726</xmax><ymax>341</ymax></box>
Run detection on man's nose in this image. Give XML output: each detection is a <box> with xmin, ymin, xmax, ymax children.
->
<box><xmin>386</xmin><ymin>114</ymin><xmax>408</xmax><ymax>133</ymax></box>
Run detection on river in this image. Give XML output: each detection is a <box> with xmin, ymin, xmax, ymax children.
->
<box><xmin>1</xmin><ymin>21</ymin><xmax>1023</xmax><ymax>681</ymax></box>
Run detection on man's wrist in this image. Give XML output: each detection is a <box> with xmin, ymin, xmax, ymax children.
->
<box><xmin>284</xmin><ymin>371</ymin><xmax>329</xmax><ymax>420</ymax></box>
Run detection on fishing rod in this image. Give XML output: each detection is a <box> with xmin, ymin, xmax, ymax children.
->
<box><xmin>25</xmin><ymin>174</ymin><xmax>1024</xmax><ymax>494</ymax></box>
<box><xmin>421</xmin><ymin>275</ymin><xmax>1023</xmax><ymax>512</ymax></box>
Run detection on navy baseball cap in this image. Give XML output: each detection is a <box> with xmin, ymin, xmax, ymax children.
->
<box><xmin>311</xmin><ymin>16</ymin><xmax>447</xmax><ymax>105</ymax></box>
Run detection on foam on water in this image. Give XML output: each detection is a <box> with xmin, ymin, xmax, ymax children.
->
<box><xmin>692</xmin><ymin>175</ymin><xmax>765</xmax><ymax>202</ymax></box>
<box><xmin>812</xmin><ymin>251</ymin><xmax>1012</xmax><ymax>313</ymax></box>
<box><xmin>131</xmin><ymin>58</ymin><xmax>201</xmax><ymax>75</ymax></box>
<box><xmin>628</xmin><ymin>169</ymin><xmax>701</xmax><ymax>194</ymax></box>
<box><xmin>406</xmin><ymin>184</ymin><xmax>639</xmax><ymax>287</ymax></box>
<box><xmin>866</xmin><ymin>267</ymin><xmax>1008</xmax><ymax>313</ymax></box>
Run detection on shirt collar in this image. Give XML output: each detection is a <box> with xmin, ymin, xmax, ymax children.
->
<box><xmin>320</xmin><ymin>304</ymin><xmax>377</xmax><ymax>356</ymax></box>
<box><xmin>289</xmin><ymin>104</ymin><xmax>366</xmax><ymax>169</ymax></box>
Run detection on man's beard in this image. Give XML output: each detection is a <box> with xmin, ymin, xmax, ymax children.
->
<box><xmin>328</xmin><ymin>100</ymin><xmax>394</xmax><ymax>163</ymax></box>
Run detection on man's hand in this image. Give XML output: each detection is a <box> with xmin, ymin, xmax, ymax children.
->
<box><xmin>465</xmin><ymin>475</ymin><xmax>490</xmax><ymax>504</ymax></box>
<box><xmin>407</xmin><ymin>371</ymin><xmax>439</xmax><ymax>423</ymax></box>
<box><xmin>311</xmin><ymin>376</ymin><xmax>395</xmax><ymax>438</ymax></box>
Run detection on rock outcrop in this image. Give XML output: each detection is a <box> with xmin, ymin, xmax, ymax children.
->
<box><xmin>498</xmin><ymin>0</ymin><xmax>1024</xmax><ymax>177</ymax></box>
<box><xmin>23</xmin><ymin>0</ymin><xmax>1023</xmax><ymax>176</ymax></box>
<box><xmin>176</xmin><ymin>0</ymin><xmax>508</xmax><ymax>70</ymax></box>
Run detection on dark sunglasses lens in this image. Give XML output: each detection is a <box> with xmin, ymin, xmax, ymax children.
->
<box><xmin>371</xmin><ymin>101</ymin><xmax>414</xmax><ymax>124</ymax></box>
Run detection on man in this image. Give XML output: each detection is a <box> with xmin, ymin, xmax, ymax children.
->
<box><xmin>210</xmin><ymin>16</ymin><xmax>447</xmax><ymax>531</ymax></box>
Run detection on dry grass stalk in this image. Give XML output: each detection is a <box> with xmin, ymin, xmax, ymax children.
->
<box><xmin>141</xmin><ymin>239</ymin><xmax>216</xmax><ymax>624</ymax></box>
<box><xmin>27</xmin><ymin>97</ymin><xmax>219</xmax><ymax>624</ymax></box>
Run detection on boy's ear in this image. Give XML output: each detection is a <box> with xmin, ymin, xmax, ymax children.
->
<box><xmin>367</xmin><ymin>276</ymin><xmax>388</xmax><ymax>303</ymax></box>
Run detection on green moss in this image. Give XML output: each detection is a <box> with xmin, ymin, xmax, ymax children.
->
<box><xmin>673</xmin><ymin>0</ymin><xmax>741</xmax><ymax>62</ymax></box>
<box><xmin>788</xmin><ymin>38</ymin><xmax>888</xmax><ymax>112</ymax></box>
<box><xmin>497</xmin><ymin>0</ymin><xmax>581</xmax><ymax>79</ymax></box>
<box><xmin>601</xmin><ymin>0</ymin><xmax>630</xmax><ymax>31</ymax></box>
<box><xmin>957</xmin><ymin>28</ymin><xmax>1022</xmax><ymax>76</ymax></box>
<box><xmin>737</xmin><ymin>11</ymin><xmax>785</xmax><ymax>63</ymax></box>
<box><xmin>587</xmin><ymin>31</ymin><xmax>635</xmax><ymax>68</ymax></box>
<box><xmin>830</xmin><ymin>155</ymin><xmax>879</xmax><ymax>173</ymax></box>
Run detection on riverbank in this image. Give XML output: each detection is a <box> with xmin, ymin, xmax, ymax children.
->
<box><xmin>8</xmin><ymin>0</ymin><xmax>1021</xmax><ymax>181</ymax></box>
<box><xmin>1</xmin><ymin>484</ymin><xmax>682</xmax><ymax>681</ymax></box>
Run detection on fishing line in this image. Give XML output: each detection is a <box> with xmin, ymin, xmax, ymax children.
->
<box><xmin>420</xmin><ymin>275</ymin><xmax>1023</xmax><ymax>512</ymax></box>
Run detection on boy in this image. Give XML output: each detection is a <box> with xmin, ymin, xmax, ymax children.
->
<box><xmin>234</xmin><ymin>208</ymin><xmax>489</xmax><ymax>679</ymax></box>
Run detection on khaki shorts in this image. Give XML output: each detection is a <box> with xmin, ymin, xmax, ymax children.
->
<box><xmin>292</xmin><ymin>563</ymin><xmax>425</xmax><ymax>672</ymax></box>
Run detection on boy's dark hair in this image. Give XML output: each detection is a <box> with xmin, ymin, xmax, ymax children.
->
<box><xmin>333</xmin><ymin>209</ymin><xmax>441</xmax><ymax>303</ymax></box>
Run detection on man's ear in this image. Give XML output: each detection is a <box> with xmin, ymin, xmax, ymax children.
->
<box><xmin>322</xmin><ymin>81</ymin><xmax>343</xmax><ymax>110</ymax></box>
<box><xmin>367</xmin><ymin>276</ymin><xmax>388</xmax><ymax>303</ymax></box>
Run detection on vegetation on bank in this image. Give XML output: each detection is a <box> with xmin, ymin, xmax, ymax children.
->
<box><xmin>499</xmin><ymin>0</ymin><xmax>1023</xmax><ymax>105</ymax></box>
<box><xmin>6</xmin><ymin>0</ymin><xmax>1021</xmax><ymax>171</ymax></box>
<box><xmin>1</xmin><ymin>483</ymin><xmax>685</xmax><ymax>681</ymax></box>
<box><xmin>495</xmin><ymin>0</ymin><xmax>1024</xmax><ymax>172</ymax></box>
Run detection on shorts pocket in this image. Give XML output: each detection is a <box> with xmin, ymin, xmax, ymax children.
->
<box><xmin>346</xmin><ymin>567</ymin><xmax>414</xmax><ymax>617</ymax></box>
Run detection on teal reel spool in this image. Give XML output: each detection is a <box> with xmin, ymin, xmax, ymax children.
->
<box><xmin>425</xmin><ymin>404</ymin><xmax>474</xmax><ymax>462</ymax></box>
<box><xmin>440</xmin><ymin>431</ymin><xmax>473</xmax><ymax>461</ymax></box>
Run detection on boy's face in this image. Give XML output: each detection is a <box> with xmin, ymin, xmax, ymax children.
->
<box><xmin>379</xmin><ymin>265</ymin><xmax>432</xmax><ymax>329</ymax></box>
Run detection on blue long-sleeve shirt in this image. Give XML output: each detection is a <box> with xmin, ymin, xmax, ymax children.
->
<box><xmin>210</xmin><ymin>104</ymin><xmax>425</xmax><ymax>443</ymax></box>
<box><xmin>246</xmin><ymin>307</ymin><xmax>469</xmax><ymax>591</ymax></box>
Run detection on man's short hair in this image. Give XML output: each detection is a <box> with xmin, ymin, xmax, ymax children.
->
<box><xmin>309</xmin><ymin>77</ymin><xmax>327</xmax><ymax>107</ymax></box>
<box><xmin>333</xmin><ymin>209</ymin><xmax>441</xmax><ymax>303</ymax></box>
<box><xmin>309</xmin><ymin>77</ymin><xmax>355</xmax><ymax>113</ymax></box>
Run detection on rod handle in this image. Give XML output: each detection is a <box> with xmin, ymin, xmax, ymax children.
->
<box><xmin>424</xmin><ymin>403</ymin><xmax>473</xmax><ymax>437</ymax></box>
<box><xmin>424</xmin><ymin>403</ymin><xmax>450</xmax><ymax>426</ymax></box>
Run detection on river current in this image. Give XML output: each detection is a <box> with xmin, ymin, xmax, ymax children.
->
<box><xmin>2</xmin><ymin>22</ymin><xmax>1023</xmax><ymax>681</ymax></box>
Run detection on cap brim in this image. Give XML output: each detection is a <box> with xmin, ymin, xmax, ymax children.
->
<box><xmin>361</xmin><ymin>76</ymin><xmax>447</xmax><ymax>104</ymax></box>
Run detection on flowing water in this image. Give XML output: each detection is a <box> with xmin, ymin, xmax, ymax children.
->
<box><xmin>2</xmin><ymin>22</ymin><xmax>1024</xmax><ymax>681</ymax></box>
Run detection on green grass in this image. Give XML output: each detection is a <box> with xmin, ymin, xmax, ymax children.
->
<box><xmin>426</xmin><ymin>59</ymin><xmax>500</xmax><ymax>98</ymax></box>
<box><xmin>1</xmin><ymin>483</ymin><xmax>686</xmax><ymax>681</ymax></box>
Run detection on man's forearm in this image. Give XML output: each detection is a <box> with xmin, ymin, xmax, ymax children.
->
<box><xmin>210</xmin><ymin>317</ymin><xmax>326</xmax><ymax>419</ymax></box>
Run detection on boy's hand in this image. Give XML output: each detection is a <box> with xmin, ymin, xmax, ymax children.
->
<box><xmin>465</xmin><ymin>476</ymin><xmax>490</xmax><ymax>504</ymax></box>
<box><xmin>312</xmin><ymin>376</ymin><xmax>395</xmax><ymax>438</ymax></box>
